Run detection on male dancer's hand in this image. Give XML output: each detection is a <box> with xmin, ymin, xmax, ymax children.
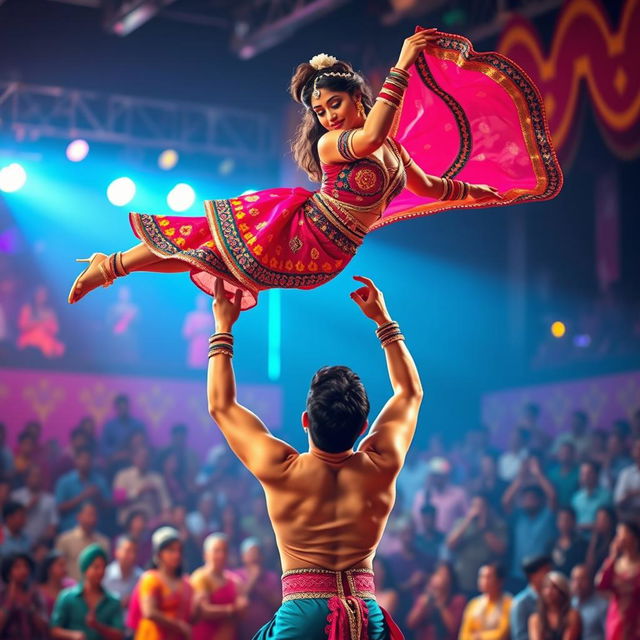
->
<box><xmin>212</xmin><ymin>278</ymin><xmax>242</xmax><ymax>333</ymax></box>
<box><xmin>350</xmin><ymin>276</ymin><xmax>392</xmax><ymax>326</ymax></box>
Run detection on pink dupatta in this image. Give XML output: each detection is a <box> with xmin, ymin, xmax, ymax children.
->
<box><xmin>373</xmin><ymin>26</ymin><xmax>562</xmax><ymax>231</ymax></box>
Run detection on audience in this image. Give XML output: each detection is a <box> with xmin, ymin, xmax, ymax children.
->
<box><xmin>0</xmin><ymin>552</ymin><xmax>48</xmax><ymax>639</ymax></box>
<box><xmin>459</xmin><ymin>563</ymin><xmax>512</xmax><ymax>640</ymax></box>
<box><xmin>595</xmin><ymin>520</ymin><xmax>640</xmax><ymax>640</ymax></box>
<box><xmin>191</xmin><ymin>532</ymin><xmax>246</xmax><ymax>640</ymax></box>
<box><xmin>233</xmin><ymin>537</ymin><xmax>280</xmax><ymax>640</ymax></box>
<box><xmin>0</xmin><ymin>397</ymin><xmax>637</xmax><ymax>638</ymax></box>
<box><xmin>446</xmin><ymin>493</ymin><xmax>507</xmax><ymax>596</ymax></box>
<box><xmin>104</xmin><ymin>535</ymin><xmax>143</xmax><ymax>609</ymax></box>
<box><xmin>51</xmin><ymin>543</ymin><xmax>125</xmax><ymax>640</ymax></box>
<box><xmin>56</xmin><ymin>501</ymin><xmax>110</xmax><ymax>582</ymax></box>
<box><xmin>528</xmin><ymin>571</ymin><xmax>581</xmax><ymax>640</ymax></box>
<box><xmin>135</xmin><ymin>527</ymin><xmax>193</xmax><ymax>639</ymax></box>
<box><xmin>510</xmin><ymin>555</ymin><xmax>552</xmax><ymax>640</ymax></box>
<box><xmin>552</xmin><ymin>507</ymin><xmax>589</xmax><ymax>576</ymax></box>
<box><xmin>406</xmin><ymin>561</ymin><xmax>466</xmax><ymax>640</ymax></box>
<box><xmin>570</xmin><ymin>564</ymin><xmax>607</xmax><ymax>640</ymax></box>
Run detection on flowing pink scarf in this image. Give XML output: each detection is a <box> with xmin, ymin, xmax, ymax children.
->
<box><xmin>373</xmin><ymin>26</ymin><xmax>562</xmax><ymax>231</ymax></box>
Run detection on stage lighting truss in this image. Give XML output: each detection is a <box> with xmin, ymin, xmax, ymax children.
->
<box><xmin>0</xmin><ymin>82</ymin><xmax>276</xmax><ymax>168</ymax></box>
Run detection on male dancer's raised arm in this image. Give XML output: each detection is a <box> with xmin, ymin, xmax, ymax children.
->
<box><xmin>207</xmin><ymin>278</ymin><xmax>297</xmax><ymax>480</ymax></box>
<box><xmin>351</xmin><ymin>276</ymin><xmax>424</xmax><ymax>470</ymax></box>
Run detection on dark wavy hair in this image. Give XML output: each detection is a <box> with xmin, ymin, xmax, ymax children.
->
<box><xmin>289</xmin><ymin>59</ymin><xmax>374</xmax><ymax>183</ymax></box>
<box><xmin>306</xmin><ymin>366</ymin><xmax>370</xmax><ymax>453</ymax></box>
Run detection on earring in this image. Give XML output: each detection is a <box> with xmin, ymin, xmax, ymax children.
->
<box><xmin>356</xmin><ymin>100</ymin><xmax>366</xmax><ymax>120</ymax></box>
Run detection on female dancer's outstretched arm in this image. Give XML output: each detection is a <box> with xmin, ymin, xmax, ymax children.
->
<box><xmin>318</xmin><ymin>29</ymin><xmax>439</xmax><ymax>164</ymax></box>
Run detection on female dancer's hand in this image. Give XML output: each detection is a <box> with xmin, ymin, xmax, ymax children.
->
<box><xmin>468</xmin><ymin>183</ymin><xmax>504</xmax><ymax>201</ymax></box>
<box><xmin>212</xmin><ymin>278</ymin><xmax>242</xmax><ymax>333</ymax></box>
<box><xmin>350</xmin><ymin>276</ymin><xmax>391</xmax><ymax>326</ymax></box>
<box><xmin>395</xmin><ymin>28</ymin><xmax>439</xmax><ymax>71</ymax></box>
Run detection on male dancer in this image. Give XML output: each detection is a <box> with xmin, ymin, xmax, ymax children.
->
<box><xmin>207</xmin><ymin>275</ymin><xmax>422</xmax><ymax>639</ymax></box>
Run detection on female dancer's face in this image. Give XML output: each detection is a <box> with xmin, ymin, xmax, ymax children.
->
<box><xmin>311</xmin><ymin>89</ymin><xmax>363</xmax><ymax>131</ymax></box>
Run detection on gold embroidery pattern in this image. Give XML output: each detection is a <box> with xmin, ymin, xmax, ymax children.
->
<box><xmin>289</xmin><ymin>236</ymin><xmax>303</xmax><ymax>253</ymax></box>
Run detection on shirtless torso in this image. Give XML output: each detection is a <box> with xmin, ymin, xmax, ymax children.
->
<box><xmin>207</xmin><ymin>275</ymin><xmax>423</xmax><ymax>574</ymax></box>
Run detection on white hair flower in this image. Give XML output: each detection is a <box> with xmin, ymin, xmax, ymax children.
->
<box><xmin>309</xmin><ymin>53</ymin><xmax>338</xmax><ymax>70</ymax></box>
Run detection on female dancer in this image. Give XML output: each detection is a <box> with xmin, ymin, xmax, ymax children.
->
<box><xmin>68</xmin><ymin>27</ymin><xmax>561</xmax><ymax>310</ymax></box>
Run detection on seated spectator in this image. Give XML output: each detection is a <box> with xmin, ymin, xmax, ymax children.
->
<box><xmin>113</xmin><ymin>447</ymin><xmax>171</xmax><ymax>528</ymax></box>
<box><xmin>124</xmin><ymin>509</ymin><xmax>152</xmax><ymax>570</ymax></box>
<box><xmin>552</xmin><ymin>507</ymin><xmax>589</xmax><ymax>576</ymax></box>
<box><xmin>135</xmin><ymin>527</ymin><xmax>193</xmax><ymax>640</ymax></box>
<box><xmin>233</xmin><ymin>537</ymin><xmax>280</xmax><ymax>640</ymax></box>
<box><xmin>586</xmin><ymin>506</ymin><xmax>617</xmax><ymax>575</ymax></box>
<box><xmin>468</xmin><ymin>452</ymin><xmax>508</xmax><ymax>512</ymax></box>
<box><xmin>547</xmin><ymin>441</ymin><xmax>580</xmax><ymax>509</ymax></box>
<box><xmin>56</xmin><ymin>426</ymin><xmax>94</xmax><ymax>477</ymax></box>
<box><xmin>397</xmin><ymin>446</ymin><xmax>429</xmax><ymax>511</ymax></box>
<box><xmin>446</xmin><ymin>493</ymin><xmax>507</xmax><ymax>595</ymax></box>
<box><xmin>614</xmin><ymin>439</ymin><xmax>640</xmax><ymax>519</ymax></box>
<box><xmin>12</xmin><ymin>465</ymin><xmax>58</xmax><ymax>545</ymax></box>
<box><xmin>12</xmin><ymin>430</ymin><xmax>37</xmax><ymax>489</ymax></box>
<box><xmin>498</xmin><ymin>427</ymin><xmax>530</xmax><ymax>483</ymax></box>
<box><xmin>56</xmin><ymin>501</ymin><xmax>110</xmax><ymax>582</ymax></box>
<box><xmin>387</xmin><ymin>517</ymin><xmax>431</xmax><ymax>615</ymax></box>
<box><xmin>38</xmin><ymin>550</ymin><xmax>75</xmax><ymax>617</ymax></box>
<box><xmin>101</xmin><ymin>394</ymin><xmax>147</xmax><ymax>478</ymax></box>
<box><xmin>528</xmin><ymin>572</ymin><xmax>582</xmax><ymax>640</ymax></box>
<box><xmin>570</xmin><ymin>564</ymin><xmax>608</xmax><ymax>640</ymax></box>
<box><xmin>413</xmin><ymin>458</ymin><xmax>469</xmax><ymax>535</ymax></box>
<box><xmin>55</xmin><ymin>446</ymin><xmax>110</xmax><ymax>533</ymax></box>
<box><xmin>0</xmin><ymin>552</ymin><xmax>48</xmax><ymax>639</ymax></box>
<box><xmin>104</xmin><ymin>535</ymin><xmax>143</xmax><ymax>609</ymax></box>
<box><xmin>415</xmin><ymin>504</ymin><xmax>445</xmax><ymax>571</ymax></box>
<box><xmin>158</xmin><ymin>450</ymin><xmax>189</xmax><ymax>507</ymax></box>
<box><xmin>157</xmin><ymin>423</ymin><xmax>199</xmax><ymax>493</ymax></box>
<box><xmin>571</xmin><ymin>461</ymin><xmax>612</xmax><ymax>532</ymax></box>
<box><xmin>0</xmin><ymin>500</ymin><xmax>30</xmax><ymax>555</ymax></box>
<box><xmin>595</xmin><ymin>521</ymin><xmax>640</xmax><ymax>640</ymax></box>
<box><xmin>191</xmin><ymin>533</ymin><xmax>246</xmax><ymax>640</ymax></box>
<box><xmin>406</xmin><ymin>561</ymin><xmax>466</xmax><ymax>640</ymax></box>
<box><xmin>554</xmin><ymin>410</ymin><xmax>591</xmax><ymax>461</ymax></box>
<box><xmin>510</xmin><ymin>555</ymin><xmax>552</xmax><ymax>640</ymax></box>
<box><xmin>51</xmin><ymin>544</ymin><xmax>125</xmax><ymax>640</ymax></box>
<box><xmin>459</xmin><ymin>563</ymin><xmax>512</xmax><ymax>640</ymax></box>
<box><xmin>372</xmin><ymin>555</ymin><xmax>399</xmax><ymax>617</ymax></box>
<box><xmin>163</xmin><ymin>504</ymin><xmax>201</xmax><ymax>573</ymax></box>
<box><xmin>503</xmin><ymin>473</ymin><xmax>556</xmax><ymax>587</ymax></box>
<box><xmin>601</xmin><ymin>432</ymin><xmax>633</xmax><ymax>491</ymax></box>
<box><xmin>186</xmin><ymin>492</ymin><xmax>220</xmax><ymax>542</ymax></box>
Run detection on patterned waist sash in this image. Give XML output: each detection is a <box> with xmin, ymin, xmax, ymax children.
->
<box><xmin>281</xmin><ymin>568</ymin><xmax>404</xmax><ymax>640</ymax></box>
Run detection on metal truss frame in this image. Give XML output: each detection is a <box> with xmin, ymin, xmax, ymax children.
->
<box><xmin>0</xmin><ymin>81</ymin><xmax>276</xmax><ymax>163</ymax></box>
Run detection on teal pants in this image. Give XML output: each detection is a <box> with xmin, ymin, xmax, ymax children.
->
<box><xmin>252</xmin><ymin>598</ymin><xmax>392</xmax><ymax>639</ymax></box>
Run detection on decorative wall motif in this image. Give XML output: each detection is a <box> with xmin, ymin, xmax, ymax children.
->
<box><xmin>1</xmin><ymin>368</ymin><xmax>282</xmax><ymax>457</ymax></box>
<box><xmin>498</xmin><ymin>0</ymin><xmax>640</xmax><ymax>157</ymax></box>
<box><xmin>482</xmin><ymin>370</ymin><xmax>640</xmax><ymax>445</ymax></box>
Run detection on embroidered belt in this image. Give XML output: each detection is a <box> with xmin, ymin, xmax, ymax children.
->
<box><xmin>281</xmin><ymin>568</ymin><xmax>404</xmax><ymax>640</ymax></box>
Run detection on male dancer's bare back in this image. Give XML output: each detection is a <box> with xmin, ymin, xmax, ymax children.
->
<box><xmin>207</xmin><ymin>275</ymin><xmax>422</xmax><ymax>637</ymax></box>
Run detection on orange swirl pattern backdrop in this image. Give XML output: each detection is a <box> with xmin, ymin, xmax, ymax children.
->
<box><xmin>497</xmin><ymin>0</ymin><xmax>640</xmax><ymax>158</ymax></box>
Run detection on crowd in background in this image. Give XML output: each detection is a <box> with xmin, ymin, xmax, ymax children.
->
<box><xmin>0</xmin><ymin>396</ymin><xmax>639</xmax><ymax>639</ymax></box>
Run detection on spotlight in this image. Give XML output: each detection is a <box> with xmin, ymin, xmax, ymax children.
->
<box><xmin>550</xmin><ymin>321</ymin><xmax>566</xmax><ymax>338</ymax></box>
<box><xmin>107</xmin><ymin>177</ymin><xmax>136</xmax><ymax>206</ymax></box>
<box><xmin>158</xmin><ymin>149</ymin><xmax>179</xmax><ymax>170</ymax></box>
<box><xmin>0</xmin><ymin>163</ymin><xmax>27</xmax><ymax>193</ymax></box>
<box><xmin>66</xmin><ymin>139</ymin><xmax>89</xmax><ymax>162</ymax></box>
<box><xmin>573</xmin><ymin>334</ymin><xmax>592</xmax><ymax>348</ymax></box>
<box><xmin>167</xmin><ymin>183</ymin><xmax>195</xmax><ymax>212</ymax></box>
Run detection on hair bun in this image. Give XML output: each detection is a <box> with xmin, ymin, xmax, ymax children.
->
<box><xmin>308</xmin><ymin>53</ymin><xmax>338</xmax><ymax>70</ymax></box>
